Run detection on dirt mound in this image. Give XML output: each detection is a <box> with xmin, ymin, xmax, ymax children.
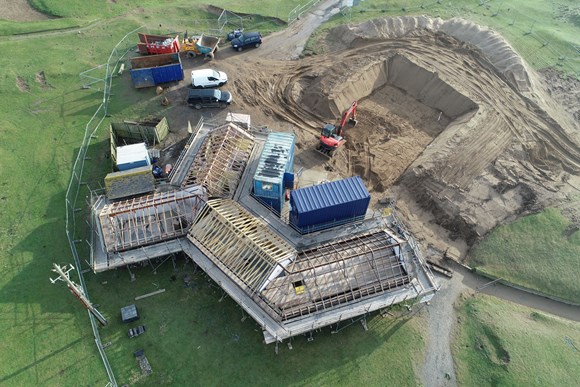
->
<box><xmin>333</xmin><ymin>16</ymin><xmax>532</xmax><ymax>93</ymax></box>
<box><xmin>184</xmin><ymin>15</ymin><xmax>580</xmax><ymax>253</ymax></box>
<box><xmin>0</xmin><ymin>0</ymin><xmax>53</xmax><ymax>22</ymax></box>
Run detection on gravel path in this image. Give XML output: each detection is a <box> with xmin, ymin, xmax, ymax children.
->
<box><xmin>421</xmin><ymin>274</ymin><xmax>462</xmax><ymax>387</ymax></box>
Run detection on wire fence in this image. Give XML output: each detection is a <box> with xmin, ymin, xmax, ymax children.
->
<box><xmin>288</xmin><ymin>0</ymin><xmax>323</xmax><ymax>24</ymax></box>
<box><xmin>67</xmin><ymin>26</ymin><xmax>146</xmax><ymax>387</ymax></box>
<box><xmin>65</xmin><ymin>1</ymin><xmax>575</xmax><ymax>384</ymax></box>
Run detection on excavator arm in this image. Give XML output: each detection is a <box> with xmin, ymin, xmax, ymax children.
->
<box><xmin>336</xmin><ymin>100</ymin><xmax>358</xmax><ymax>137</ymax></box>
<box><xmin>317</xmin><ymin>100</ymin><xmax>358</xmax><ymax>157</ymax></box>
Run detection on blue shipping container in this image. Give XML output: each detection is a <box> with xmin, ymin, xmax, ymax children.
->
<box><xmin>253</xmin><ymin>132</ymin><xmax>295</xmax><ymax>207</ymax></box>
<box><xmin>130</xmin><ymin>53</ymin><xmax>184</xmax><ymax>89</ymax></box>
<box><xmin>289</xmin><ymin>176</ymin><xmax>370</xmax><ymax>232</ymax></box>
<box><xmin>283</xmin><ymin>172</ymin><xmax>295</xmax><ymax>189</ymax></box>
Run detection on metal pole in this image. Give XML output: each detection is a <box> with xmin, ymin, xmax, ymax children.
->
<box><xmin>51</xmin><ymin>263</ymin><xmax>108</xmax><ymax>326</ymax></box>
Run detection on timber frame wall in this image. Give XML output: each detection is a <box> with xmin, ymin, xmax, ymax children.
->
<box><xmin>262</xmin><ymin>231</ymin><xmax>411</xmax><ymax>322</ymax></box>
<box><xmin>99</xmin><ymin>187</ymin><xmax>206</xmax><ymax>252</ymax></box>
<box><xmin>181</xmin><ymin>123</ymin><xmax>254</xmax><ymax>197</ymax></box>
<box><xmin>188</xmin><ymin>199</ymin><xmax>416</xmax><ymax>324</ymax></box>
<box><xmin>90</xmin><ymin>121</ymin><xmax>438</xmax><ymax>344</ymax></box>
<box><xmin>187</xmin><ymin>199</ymin><xmax>295</xmax><ymax>293</ymax></box>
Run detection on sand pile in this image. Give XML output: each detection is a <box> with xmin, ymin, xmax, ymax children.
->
<box><xmin>333</xmin><ymin>16</ymin><xmax>533</xmax><ymax>93</ymax></box>
<box><xmin>184</xmin><ymin>15</ymin><xmax>580</xmax><ymax>252</ymax></box>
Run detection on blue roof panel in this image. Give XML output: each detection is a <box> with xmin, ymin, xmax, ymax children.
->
<box><xmin>291</xmin><ymin>176</ymin><xmax>370</xmax><ymax>214</ymax></box>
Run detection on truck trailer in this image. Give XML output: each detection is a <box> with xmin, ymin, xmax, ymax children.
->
<box><xmin>137</xmin><ymin>33</ymin><xmax>180</xmax><ymax>55</ymax></box>
<box><xmin>130</xmin><ymin>53</ymin><xmax>184</xmax><ymax>88</ymax></box>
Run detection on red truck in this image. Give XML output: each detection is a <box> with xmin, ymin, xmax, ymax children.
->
<box><xmin>137</xmin><ymin>33</ymin><xmax>180</xmax><ymax>55</ymax></box>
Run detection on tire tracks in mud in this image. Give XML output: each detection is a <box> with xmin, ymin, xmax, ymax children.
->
<box><xmin>223</xmin><ymin>15</ymin><xmax>580</xmax><ymax>387</ymax></box>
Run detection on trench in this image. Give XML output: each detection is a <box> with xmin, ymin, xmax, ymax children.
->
<box><xmin>324</xmin><ymin>54</ymin><xmax>478</xmax><ymax>119</ymax></box>
<box><xmin>299</xmin><ymin>53</ymin><xmax>479</xmax><ymax>193</ymax></box>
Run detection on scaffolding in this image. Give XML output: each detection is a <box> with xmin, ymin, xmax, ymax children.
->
<box><xmin>187</xmin><ymin>198</ymin><xmax>423</xmax><ymax>326</ymax></box>
<box><xmin>262</xmin><ymin>230</ymin><xmax>411</xmax><ymax>322</ymax></box>
<box><xmin>98</xmin><ymin>186</ymin><xmax>206</xmax><ymax>253</ymax></box>
<box><xmin>187</xmin><ymin>199</ymin><xmax>296</xmax><ymax>293</ymax></box>
<box><xmin>86</xmin><ymin>117</ymin><xmax>438</xmax><ymax>345</ymax></box>
<box><xmin>181</xmin><ymin>123</ymin><xmax>255</xmax><ymax>198</ymax></box>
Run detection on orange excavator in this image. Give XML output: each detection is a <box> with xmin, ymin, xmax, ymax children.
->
<box><xmin>317</xmin><ymin>100</ymin><xmax>358</xmax><ymax>157</ymax></box>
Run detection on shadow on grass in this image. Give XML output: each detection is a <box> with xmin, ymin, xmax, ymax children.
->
<box><xmin>84</xmin><ymin>256</ymin><xmax>419</xmax><ymax>386</ymax></box>
<box><xmin>1</xmin><ymin>137</ymin><xmax>111</xmax><ymax>311</ymax></box>
<box><xmin>0</xmin><ymin>336</ymin><xmax>89</xmax><ymax>384</ymax></box>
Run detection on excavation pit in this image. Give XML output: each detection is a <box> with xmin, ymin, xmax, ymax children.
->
<box><xmin>300</xmin><ymin>53</ymin><xmax>479</xmax><ymax>192</ymax></box>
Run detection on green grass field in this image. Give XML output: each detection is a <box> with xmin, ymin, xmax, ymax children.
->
<box><xmin>88</xmin><ymin>259</ymin><xmax>425</xmax><ymax>386</ymax></box>
<box><xmin>469</xmin><ymin>208</ymin><xmax>580</xmax><ymax>303</ymax></box>
<box><xmin>453</xmin><ymin>293</ymin><xmax>580</xmax><ymax>386</ymax></box>
<box><xmin>0</xmin><ymin>0</ymin><xmax>578</xmax><ymax>385</ymax></box>
<box><xmin>306</xmin><ymin>0</ymin><xmax>579</xmax><ymax>75</ymax></box>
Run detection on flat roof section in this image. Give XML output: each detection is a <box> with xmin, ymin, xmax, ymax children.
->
<box><xmin>105</xmin><ymin>166</ymin><xmax>155</xmax><ymax>201</ymax></box>
<box><xmin>254</xmin><ymin>132</ymin><xmax>295</xmax><ymax>184</ymax></box>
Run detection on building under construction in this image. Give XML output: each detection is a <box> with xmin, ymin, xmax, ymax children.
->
<box><xmin>90</xmin><ymin>118</ymin><xmax>437</xmax><ymax>344</ymax></box>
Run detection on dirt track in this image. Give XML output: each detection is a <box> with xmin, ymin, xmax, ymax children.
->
<box><xmin>171</xmin><ymin>7</ymin><xmax>580</xmax><ymax>386</ymax></box>
<box><xmin>201</xmin><ymin>16</ymin><xmax>580</xmax><ymax>256</ymax></box>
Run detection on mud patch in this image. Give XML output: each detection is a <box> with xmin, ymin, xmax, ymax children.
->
<box><xmin>292</xmin><ymin>52</ymin><xmax>477</xmax><ymax>195</ymax></box>
<box><xmin>35</xmin><ymin>71</ymin><xmax>52</xmax><ymax>89</ymax></box>
<box><xmin>0</xmin><ymin>0</ymin><xmax>54</xmax><ymax>22</ymax></box>
<box><xmin>16</xmin><ymin>76</ymin><xmax>29</xmax><ymax>92</ymax></box>
<box><xmin>476</xmin><ymin>325</ymin><xmax>511</xmax><ymax>366</ymax></box>
<box><xmin>195</xmin><ymin>15</ymin><xmax>580</xmax><ymax>250</ymax></box>
<box><xmin>539</xmin><ymin>68</ymin><xmax>580</xmax><ymax>123</ymax></box>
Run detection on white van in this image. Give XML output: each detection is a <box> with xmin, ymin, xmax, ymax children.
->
<box><xmin>191</xmin><ymin>69</ymin><xmax>228</xmax><ymax>88</ymax></box>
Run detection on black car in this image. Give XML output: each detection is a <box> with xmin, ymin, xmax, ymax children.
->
<box><xmin>231</xmin><ymin>32</ymin><xmax>262</xmax><ymax>52</ymax></box>
<box><xmin>187</xmin><ymin>89</ymin><xmax>232</xmax><ymax>109</ymax></box>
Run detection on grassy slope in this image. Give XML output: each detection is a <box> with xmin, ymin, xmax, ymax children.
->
<box><xmin>453</xmin><ymin>293</ymin><xmax>580</xmax><ymax>386</ymax></box>
<box><xmin>0</xmin><ymin>24</ymin><xmax>121</xmax><ymax>387</ymax></box>
<box><xmin>0</xmin><ymin>0</ymin><xmax>577</xmax><ymax>385</ymax></box>
<box><xmin>469</xmin><ymin>208</ymin><xmax>580</xmax><ymax>303</ymax></box>
<box><xmin>0</xmin><ymin>0</ymin><xmax>303</xmax><ymax>36</ymax></box>
<box><xmin>308</xmin><ymin>0</ymin><xmax>579</xmax><ymax>74</ymax></box>
<box><xmin>0</xmin><ymin>1</ymin><xmax>403</xmax><ymax>385</ymax></box>
<box><xmin>89</xmin><ymin>261</ymin><xmax>424</xmax><ymax>386</ymax></box>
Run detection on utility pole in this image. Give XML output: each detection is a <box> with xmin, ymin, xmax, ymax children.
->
<box><xmin>50</xmin><ymin>263</ymin><xmax>108</xmax><ymax>326</ymax></box>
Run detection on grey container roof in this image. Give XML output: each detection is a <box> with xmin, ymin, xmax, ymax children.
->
<box><xmin>254</xmin><ymin>132</ymin><xmax>295</xmax><ymax>184</ymax></box>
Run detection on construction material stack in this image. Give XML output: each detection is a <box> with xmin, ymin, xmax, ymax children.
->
<box><xmin>137</xmin><ymin>33</ymin><xmax>180</xmax><ymax>55</ymax></box>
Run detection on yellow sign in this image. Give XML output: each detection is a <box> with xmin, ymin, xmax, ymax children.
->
<box><xmin>294</xmin><ymin>285</ymin><xmax>305</xmax><ymax>295</ymax></box>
